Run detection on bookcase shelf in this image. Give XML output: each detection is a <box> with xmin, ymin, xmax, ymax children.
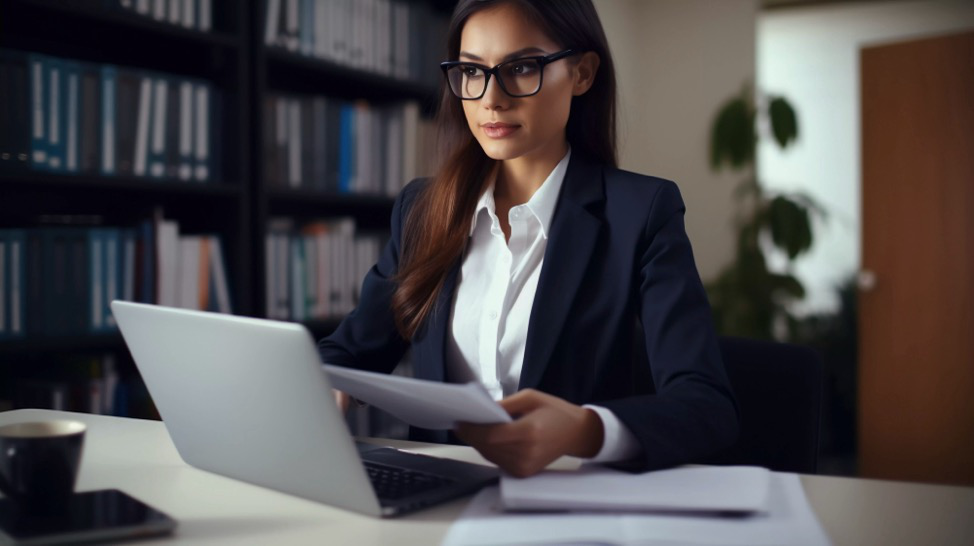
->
<box><xmin>1</xmin><ymin>172</ymin><xmax>243</xmax><ymax>198</ymax></box>
<box><xmin>264</xmin><ymin>49</ymin><xmax>439</xmax><ymax>104</ymax></box>
<box><xmin>5</xmin><ymin>0</ymin><xmax>241</xmax><ymax>50</ymax></box>
<box><xmin>0</xmin><ymin>333</ymin><xmax>126</xmax><ymax>356</ymax></box>
<box><xmin>0</xmin><ymin>0</ymin><xmax>453</xmax><ymax>423</ymax></box>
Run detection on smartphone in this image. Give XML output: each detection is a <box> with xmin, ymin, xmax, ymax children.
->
<box><xmin>0</xmin><ymin>489</ymin><xmax>177</xmax><ymax>545</ymax></box>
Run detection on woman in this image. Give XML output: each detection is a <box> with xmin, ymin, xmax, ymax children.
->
<box><xmin>319</xmin><ymin>0</ymin><xmax>739</xmax><ymax>478</ymax></box>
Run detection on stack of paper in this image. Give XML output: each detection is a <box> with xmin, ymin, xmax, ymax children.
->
<box><xmin>443</xmin><ymin>472</ymin><xmax>832</xmax><ymax>546</ymax></box>
<box><xmin>501</xmin><ymin>465</ymin><xmax>772</xmax><ymax>513</ymax></box>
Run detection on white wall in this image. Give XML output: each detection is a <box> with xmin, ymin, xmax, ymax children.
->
<box><xmin>594</xmin><ymin>0</ymin><xmax>758</xmax><ymax>281</ymax></box>
<box><xmin>757</xmin><ymin>0</ymin><xmax>974</xmax><ymax>315</ymax></box>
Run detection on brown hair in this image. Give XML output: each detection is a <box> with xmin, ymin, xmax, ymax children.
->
<box><xmin>392</xmin><ymin>0</ymin><xmax>618</xmax><ymax>339</ymax></box>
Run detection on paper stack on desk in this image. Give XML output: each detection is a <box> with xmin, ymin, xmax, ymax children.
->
<box><xmin>443</xmin><ymin>470</ymin><xmax>831</xmax><ymax>546</ymax></box>
<box><xmin>501</xmin><ymin>465</ymin><xmax>772</xmax><ymax>513</ymax></box>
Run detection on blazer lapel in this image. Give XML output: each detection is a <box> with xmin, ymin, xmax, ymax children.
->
<box><xmin>519</xmin><ymin>154</ymin><xmax>605</xmax><ymax>390</ymax></box>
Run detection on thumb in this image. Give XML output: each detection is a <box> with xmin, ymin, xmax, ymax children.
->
<box><xmin>498</xmin><ymin>389</ymin><xmax>544</xmax><ymax>418</ymax></box>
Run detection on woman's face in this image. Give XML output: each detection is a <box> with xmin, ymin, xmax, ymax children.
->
<box><xmin>457</xmin><ymin>4</ymin><xmax>592</xmax><ymax>164</ymax></box>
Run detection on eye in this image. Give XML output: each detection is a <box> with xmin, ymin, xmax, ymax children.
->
<box><xmin>461</xmin><ymin>65</ymin><xmax>484</xmax><ymax>78</ymax></box>
<box><xmin>510</xmin><ymin>62</ymin><xmax>538</xmax><ymax>76</ymax></box>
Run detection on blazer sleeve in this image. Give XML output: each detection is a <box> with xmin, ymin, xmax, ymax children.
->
<box><xmin>600</xmin><ymin>180</ymin><xmax>740</xmax><ymax>471</ymax></box>
<box><xmin>316</xmin><ymin>180</ymin><xmax>423</xmax><ymax>373</ymax></box>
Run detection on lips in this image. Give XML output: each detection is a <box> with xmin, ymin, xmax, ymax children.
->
<box><xmin>481</xmin><ymin>122</ymin><xmax>520</xmax><ymax>139</ymax></box>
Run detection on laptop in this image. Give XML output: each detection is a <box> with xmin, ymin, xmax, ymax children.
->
<box><xmin>110</xmin><ymin>301</ymin><xmax>499</xmax><ymax>517</ymax></box>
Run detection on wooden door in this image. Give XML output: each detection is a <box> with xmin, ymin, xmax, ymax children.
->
<box><xmin>859</xmin><ymin>30</ymin><xmax>974</xmax><ymax>485</ymax></box>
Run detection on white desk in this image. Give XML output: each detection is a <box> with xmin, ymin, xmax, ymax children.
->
<box><xmin>2</xmin><ymin>409</ymin><xmax>972</xmax><ymax>545</ymax></box>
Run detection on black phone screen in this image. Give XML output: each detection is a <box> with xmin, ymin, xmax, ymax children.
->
<box><xmin>0</xmin><ymin>489</ymin><xmax>177</xmax><ymax>545</ymax></box>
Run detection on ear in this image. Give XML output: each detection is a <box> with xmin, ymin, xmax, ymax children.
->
<box><xmin>572</xmin><ymin>52</ymin><xmax>600</xmax><ymax>96</ymax></box>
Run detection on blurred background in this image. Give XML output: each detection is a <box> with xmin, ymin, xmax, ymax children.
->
<box><xmin>0</xmin><ymin>0</ymin><xmax>971</xmax><ymax>487</ymax></box>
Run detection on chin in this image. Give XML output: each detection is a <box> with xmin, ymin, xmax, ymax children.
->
<box><xmin>476</xmin><ymin>138</ymin><xmax>525</xmax><ymax>161</ymax></box>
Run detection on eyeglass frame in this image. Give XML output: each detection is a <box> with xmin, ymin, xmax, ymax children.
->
<box><xmin>439</xmin><ymin>49</ymin><xmax>577</xmax><ymax>100</ymax></box>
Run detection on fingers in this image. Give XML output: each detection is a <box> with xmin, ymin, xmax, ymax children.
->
<box><xmin>497</xmin><ymin>388</ymin><xmax>546</xmax><ymax>417</ymax></box>
<box><xmin>332</xmin><ymin>389</ymin><xmax>350</xmax><ymax>413</ymax></box>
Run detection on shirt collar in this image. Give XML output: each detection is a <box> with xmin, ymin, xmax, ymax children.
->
<box><xmin>469</xmin><ymin>147</ymin><xmax>572</xmax><ymax>239</ymax></box>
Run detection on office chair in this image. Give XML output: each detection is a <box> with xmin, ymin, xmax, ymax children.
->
<box><xmin>705</xmin><ymin>336</ymin><xmax>823</xmax><ymax>474</ymax></box>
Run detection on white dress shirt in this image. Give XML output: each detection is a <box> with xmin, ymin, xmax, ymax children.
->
<box><xmin>445</xmin><ymin>148</ymin><xmax>641</xmax><ymax>463</ymax></box>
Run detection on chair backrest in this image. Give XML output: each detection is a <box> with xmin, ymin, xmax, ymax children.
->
<box><xmin>705</xmin><ymin>336</ymin><xmax>823</xmax><ymax>474</ymax></box>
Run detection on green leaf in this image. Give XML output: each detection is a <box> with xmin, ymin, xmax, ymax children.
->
<box><xmin>768</xmin><ymin>97</ymin><xmax>798</xmax><ymax>149</ymax></box>
<box><xmin>767</xmin><ymin>196</ymin><xmax>813</xmax><ymax>259</ymax></box>
<box><xmin>710</xmin><ymin>97</ymin><xmax>755</xmax><ymax>171</ymax></box>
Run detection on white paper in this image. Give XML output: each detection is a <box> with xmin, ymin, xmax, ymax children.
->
<box><xmin>443</xmin><ymin>473</ymin><xmax>832</xmax><ymax>546</ymax></box>
<box><xmin>502</xmin><ymin>465</ymin><xmax>771</xmax><ymax>514</ymax></box>
<box><xmin>323</xmin><ymin>364</ymin><xmax>512</xmax><ymax>430</ymax></box>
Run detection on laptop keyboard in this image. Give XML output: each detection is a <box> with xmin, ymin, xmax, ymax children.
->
<box><xmin>364</xmin><ymin>461</ymin><xmax>456</xmax><ymax>501</ymax></box>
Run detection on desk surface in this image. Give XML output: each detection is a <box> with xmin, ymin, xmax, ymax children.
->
<box><xmin>1</xmin><ymin>409</ymin><xmax>972</xmax><ymax>545</ymax></box>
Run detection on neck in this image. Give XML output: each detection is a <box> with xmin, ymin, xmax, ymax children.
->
<box><xmin>495</xmin><ymin>140</ymin><xmax>569</xmax><ymax>205</ymax></box>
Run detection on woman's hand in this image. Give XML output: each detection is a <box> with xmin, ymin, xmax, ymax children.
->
<box><xmin>333</xmin><ymin>389</ymin><xmax>351</xmax><ymax>414</ymax></box>
<box><xmin>454</xmin><ymin>389</ymin><xmax>604</xmax><ymax>478</ymax></box>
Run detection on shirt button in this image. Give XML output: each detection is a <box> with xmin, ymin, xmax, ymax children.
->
<box><xmin>489</xmin><ymin>311</ymin><xmax>498</xmax><ymax>320</ymax></box>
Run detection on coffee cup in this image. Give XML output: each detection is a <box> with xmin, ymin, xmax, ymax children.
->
<box><xmin>0</xmin><ymin>420</ymin><xmax>86</xmax><ymax>516</ymax></box>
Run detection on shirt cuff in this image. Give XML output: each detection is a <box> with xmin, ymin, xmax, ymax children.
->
<box><xmin>581</xmin><ymin>405</ymin><xmax>642</xmax><ymax>463</ymax></box>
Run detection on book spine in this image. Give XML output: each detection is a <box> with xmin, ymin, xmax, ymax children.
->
<box><xmin>149</xmin><ymin>77</ymin><xmax>168</xmax><ymax>178</ymax></box>
<box><xmin>193</xmin><ymin>82</ymin><xmax>209</xmax><ymax>182</ymax></box>
<box><xmin>133</xmin><ymin>75</ymin><xmax>153</xmax><ymax>177</ymax></box>
<box><xmin>47</xmin><ymin>58</ymin><xmax>64</xmax><ymax>172</ymax></box>
<box><xmin>100</xmin><ymin>65</ymin><xmax>116</xmax><ymax>175</ymax></box>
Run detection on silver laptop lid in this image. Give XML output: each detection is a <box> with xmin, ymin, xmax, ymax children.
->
<box><xmin>111</xmin><ymin>301</ymin><xmax>382</xmax><ymax>517</ymax></box>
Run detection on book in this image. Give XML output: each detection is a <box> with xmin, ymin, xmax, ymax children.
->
<box><xmin>0</xmin><ymin>50</ymin><xmax>30</xmax><ymax>173</ymax></box>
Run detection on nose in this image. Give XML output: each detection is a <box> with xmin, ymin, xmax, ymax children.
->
<box><xmin>481</xmin><ymin>74</ymin><xmax>509</xmax><ymax>111</ymax></box>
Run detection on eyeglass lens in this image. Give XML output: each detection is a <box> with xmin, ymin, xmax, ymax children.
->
<box><xmin>447</xmin><ymin>58</ymin><xmax>543</xmax><ymax>99</ymax></box>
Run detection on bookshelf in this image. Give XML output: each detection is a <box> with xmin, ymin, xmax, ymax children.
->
<box><xmin>0</xmin><ymin>0</ymin><xmax>250</xmax><ymax>417</ymax></box>
<box><xmin>0</xmin><ymin>0</ymin><xmax>453</xmax><ymax>422</ymax></box>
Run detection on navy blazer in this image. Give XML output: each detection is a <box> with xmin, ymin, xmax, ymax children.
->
<box><xmin>319</xmin><ymin>152</ymin><xmax>739</xmax><ymax>471</ymax></box>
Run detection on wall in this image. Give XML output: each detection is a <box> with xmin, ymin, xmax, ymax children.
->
<box><xmin>594</xmin><ymin>0</ymin><xmax>758</xmax><ymax>282</ymax></box>
<box><xmin>757</xmin><ymin>0</ymin><xmax>974</xmax><ymax>315</ymax></box>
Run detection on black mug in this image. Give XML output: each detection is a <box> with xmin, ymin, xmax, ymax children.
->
<box><xmin>0</xmin><ymin>421</ymin><xmax>86</xmax><ymax>516</ymax></box>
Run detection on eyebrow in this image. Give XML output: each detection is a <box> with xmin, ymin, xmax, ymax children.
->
<box><xmin>458</xmin><ymin>47</ymin><xmax>548</xmax><ymax>63</ymax></box>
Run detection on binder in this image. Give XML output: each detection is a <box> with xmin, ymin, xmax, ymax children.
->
<box><xmin>264</xmin><ymin>0</ymin><xmax>282</xmax><ymax>45</ymax></box>
<box><xmin>165</xmin><ymin>78</ymin><xmax>180</xmax><ymax>179</ymax></box>
<box><xmin>311</xmin><ymin>97</ymin><xmax>328</xmax><ymax>191</ymax></box>
<box><xmin>300</xmin><ymin>0</ymin><xmax>314</xmax><ymax>56</ymax></box>
<box><xmin>149</xmin><ymin>77</ymin><xmax>168</xmax><ymax>178</ymax></box>
<box><xmin>100</xmin><ymin>65</ymin><xmax>117</xmax><ymax>175</ymax></box>
<box><xmin>8</xmin><ymin>230</ymin><xmax>25</xmax><ymax>337</ymax></box>
<box><xmin>287</xmin><ymin>97</ymin><xmax>300</xmax><ymax>188</ymax></box>
<box><xmin>300</xmin><ymin>96</ymin><xmax>315</xmax><ymax>189</ymax></box>
<box><xmin>80</xmin><ymin>63</ymin><xmax>102</xmax><ymax>174</ymax></box>
<box><xmin>47</xmin><ymin>57</ymin><xmax>65</xmax><ymax>172</ymax></box>
<box><xmin>64</xmin><ymin>60</ymin><xmax>81</xmax><ymax>173</ymax></box>
<box><xmin>182</xmin><ymin>0</ymin><xmax>195</xmax><ymax>29</ymax></box>
<box><xmin>29</xmin><ymin>54</ymin><xmax>47</xmax><ymax>169</ymax></box>
<box><xmin>88</xmin><ymin>228</ymin><xmax>105</xmax><ymax>331</ymax></box>
<box><xmin>193</xmin><ymin>82</ymin><xmax>209</xmax><ymax>182</ymax></box>
<box><xmin>0</xmin><ymin>49</ymin><xmax>30</xmax><ymax>173</ymax></box>
<box><xmin>178</xmin><ymin>80</ymin><xmax>194</xmax><ymax>180</ymax></box>
<box><xmin>208</xmin><ymin>236</ymin><xmax>231</xmax><ymax>313</ymax></box>
<box><xmin>104</xmin><ymin>228</ymin><xmax>120</xmax><ymax>327</ymax></box>
<box><xmin>338</xmin><ymin>102</ymin><xmax>355</xmax><ymax>193</ymax></box>
<box><xmin>133</xmin><ymin>74</ymin><xmax>153</xmax><ymax>177</ymax></box>
<box><xmin>115</xmin><ymin>69</ymin><xmax>141</xmax><ymax>177</ymax></box>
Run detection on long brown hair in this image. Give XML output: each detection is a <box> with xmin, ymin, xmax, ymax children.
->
<box><xmin>392</xmin><ymin>0</ymin><xmax>618</xmax><ymax>339</ymax></box>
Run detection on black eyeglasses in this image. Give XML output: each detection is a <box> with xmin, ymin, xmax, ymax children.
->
<box><xmin>440</xmin><ymin>49</ymin><xmax>576</xmax><ymax>100</ymax></box>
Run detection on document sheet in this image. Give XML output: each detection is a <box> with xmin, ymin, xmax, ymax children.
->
<box><xmin>323</xmin><ymin>364</ymin><xmax>512</xmax><ymax>429</ymax></box>
<box><xmin>501</xmin><ymin>465</ymin><xmax>772</xmax><ymax>513</ymax></box>
<box><xmin>442</xmin><ymin>473</ymin><xmax>832</xmax><ymax>546</ymax></box>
